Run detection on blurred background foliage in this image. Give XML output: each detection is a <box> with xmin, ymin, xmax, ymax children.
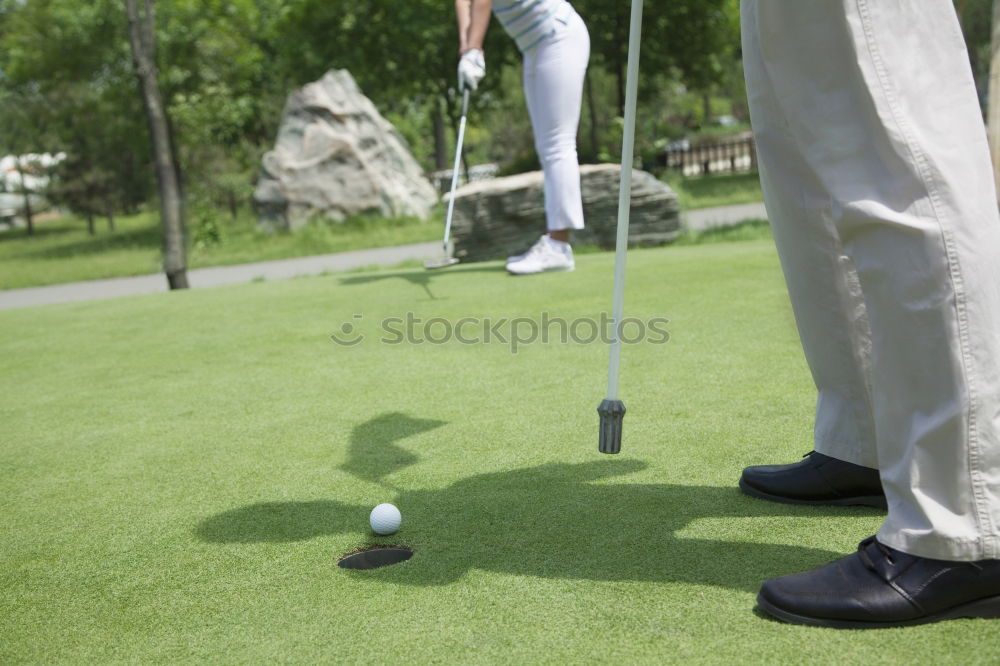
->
<box><xmin>0</xmin><ymin>0</ymin><xmax>992</xmax><ymax>234</ymax></box>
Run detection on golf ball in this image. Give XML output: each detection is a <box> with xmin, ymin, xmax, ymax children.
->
<box><xmin>369</xmin><ymin>503</ymin><xmax>401</xmax><ymax>535</ymax></box>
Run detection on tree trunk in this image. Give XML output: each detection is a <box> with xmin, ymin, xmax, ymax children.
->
<box><xmin>106</xmin><ymin>203</ymin><xmax>116</xmax><ymax>231</ymax></box>
<box><xmin>615</xmin><ymin>5</ymin><xmax>626</xmax><ymax>117</ymax></box>
<box><xmin>989</xmin><ymin>0</ymin><xmax>1000</xmax><ymax>203</ymax></box>
<box><xmin>87</xmin><ymin>214</ymin><xmax>95</xmax><ymax>235</ymax></box>
<box><xmin>227</xmin><ymin>190</ymin><xmax>238</xmax><ymax>219</ymax></box>
<box><xmin>615</xmin><ymin>60</ymin><xmax>625</xmax><ymax>120</ymax></box>
<box><xmin>16</xmin><ymin>159</ymin><xmax>34</xmax><ymax>236</ymax></box>
<box><xmin>433</xmin><ymin>97</ymin><xmax>448</xmax><ymax>171</ymax></box>
<box><xmin>124</xmin><ymin>0</ymin><xmax>188</xmax><ymax>289</ymax></box>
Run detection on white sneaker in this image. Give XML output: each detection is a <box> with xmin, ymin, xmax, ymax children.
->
<box><xmin>506</xmin><ymin>246</ymin><xmax>530</xmax><ymax>263</ymax></box>
<box><xmin>506</xmin><ymin>234</ymin><xmax>575</xmax><ymax>275</ymax></box>
<box><xmin>506</xmin><ymin>235</ymin><xmax>545</xmax><ymax>262</ymax></box>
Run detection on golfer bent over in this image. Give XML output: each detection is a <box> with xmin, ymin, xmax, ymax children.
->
<box><xmin>738</xmin><ymin>0</ymin><xmax>1000</xmax><ymax>627</ymax></box>
<box><xmin>455</xmin><ymin>0</ymin><xmax>589</xmax><ymax>275</ymax></box>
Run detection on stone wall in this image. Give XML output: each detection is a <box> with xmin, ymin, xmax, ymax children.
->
<box><xmin>449</xmin><ymin>164</ymin><xmax>681</xmax><ymax>262</ymax></box>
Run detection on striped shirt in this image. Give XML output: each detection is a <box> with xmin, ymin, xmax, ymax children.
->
<box><xmin>493</xmin><ymin>0</ymin><xmax>572</xmax><ymax>53</ymax></box>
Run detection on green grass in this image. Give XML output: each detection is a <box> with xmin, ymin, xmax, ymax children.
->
<box><xmin>664</xmin><ymin>171</ymin><xmax>764</xmax><ymax>210</ymax></box>
<box><xmin>0</xmin><ymin>210</ymin><xmax>440</xmax><ymax>289</ymax></box>
<box><xmin>2</xmin><ymin>241</ymin><xmax>995</xmax><ymax>663</ymax></box>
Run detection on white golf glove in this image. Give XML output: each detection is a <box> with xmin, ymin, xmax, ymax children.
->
<box><xmin>457</xmin><ymin>48</ymin><xmax>486</xmax><ymax>91</ymax></box>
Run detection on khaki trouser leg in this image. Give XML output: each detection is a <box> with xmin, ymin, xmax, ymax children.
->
<box><xmin>742</xmin><ymin>0</ymin><xmax>1000</xmax><ymax>560</ymax></box>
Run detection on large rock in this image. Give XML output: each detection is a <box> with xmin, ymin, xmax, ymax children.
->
<box><xmin>450</xmin><ymin>164</ymin><xmax>681</xmax><ymax>262</ymax></box>
<box><xmin>254</xmin><ymin>70</ymin><xmax>437</xmax><ymax>230</ymax></box>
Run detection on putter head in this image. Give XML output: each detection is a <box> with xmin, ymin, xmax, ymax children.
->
<box><xmin>424</xmin><ymin>256</ymin><xmax>460</xmax><ymax>270</ymax></box>
<box><xmin>597</xmin><ymin>399</ymin><xmax>626</xmax><ymax>454</ymax></box>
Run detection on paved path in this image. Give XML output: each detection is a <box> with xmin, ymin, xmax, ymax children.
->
<box><xmin>0</xmin><ymin>242</ymin><xmax>441</xmax><ymax>311</ymax></box>
<box><xmin>1</xmin><ymin>202</ymin><xmax>767</xmax><ymax>311</ymax></box>
<box><xmin>683</xmin><ymin>201</ymin><xmax>767</xmax><ymax>232</ymax></box>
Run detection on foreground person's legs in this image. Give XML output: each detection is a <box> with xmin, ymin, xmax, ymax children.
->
<box><xmin>742</xmin><ymin>0</ymin><xmax>1000</xmax><ymax>625</ymax></box>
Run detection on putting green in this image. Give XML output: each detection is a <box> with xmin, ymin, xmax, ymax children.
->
<box><xmin>2</xmin><ymin>240</ymin><xmax>996</xmax><ymax>663</ymax></box>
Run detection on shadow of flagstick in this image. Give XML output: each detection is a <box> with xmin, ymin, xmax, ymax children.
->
<box><xmin>339</xmin><ymin>412</ymin><xmax>448</xmax><ymax>487</ymax></box>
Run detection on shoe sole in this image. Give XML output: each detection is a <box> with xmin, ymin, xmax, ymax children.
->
<box><xmin>757</xmin><ymin>592</ymin><xmax>1000</xmax><ymax>629</ymax></box>
<box><xmin>506</xmin><ymin>265</ymin><xmax>575</xmax><ymax>276</ymax></box>
<box><xmin>738</xmin><ymin>478</ymin><xmax>887</xmax><ymax>509</ymax></box>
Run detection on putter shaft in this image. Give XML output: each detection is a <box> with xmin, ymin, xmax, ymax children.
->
<box><xmin>439</xmin><ymin>89</ymin><xmax>470</xmax><ymax>258</ymax></box>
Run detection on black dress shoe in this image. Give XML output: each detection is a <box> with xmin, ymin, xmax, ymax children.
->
<box><xmin>739</xmin><ymin>451</ymin><xmax>886</xmax><ymax>508</ymax></box>
<box><xmin>758</xmin><ymin>536</ymin><xmax>1000</xmax><ymax>628</ymax></box>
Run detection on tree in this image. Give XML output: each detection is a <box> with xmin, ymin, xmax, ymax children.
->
<box><xmin>574</xmin><ymin>0</ymin><xmax>740</xmax><ymax>116</ymax></box>
<box><xmin>124</xmin><ymin>0</ymin><xmax>188</xmax><ymax>289</ymax></box>
<box><xmin>273</xmin><ymin>0</ymin><xmax>516</xmax><ymax>169</ymax></box>
<box><xmin>956</xmin><ymin>0</ymin><xmax>994</xmax><ymax>92</ymax></box>
<box><xmin>0</xmin><ymin>94</ymin><xmax>42</xmax><ymax>235</ymax></box>
<box><xmin>49</xmin><ymin>157</ymin><xmax>118</xmax><ymax>235</ymax></box>
<box><xmin>0</xmin><ymin>0</ymin><xmax>155</xmax><ymax>232</ymax></box>
<box><xmin>950</xmin><ymin>0</ymin><xmax>1000</xmax><ymax>201</ymax></box>
<box><xmin>1</xmin><ymin>0</ymin><xmax>286</xmax><ymax>240</ymax></box>
<box><xmin>0</xmin><ymin>0</ymin><xmax>758</xmax><ymax>249</ymax></box>
<box><xmin>13</xmin><ymin>156</ymin><xmax>35</xmax><ymax>235</ymax></box>
<box><xmin>153</xmin><ymin>0</ymin><xmax>290</xmax><ymax>217</ymax></box>
<box><xmin>988</xmin><ymin>0</ymin><xmax>1000</xmax><ymax>202</ymax></box>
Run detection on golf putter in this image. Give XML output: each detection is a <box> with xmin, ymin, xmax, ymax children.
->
<box><xmin>598</xmin><ymin>0</ymin><xmax>643</xmax><ymax>454</ymax></box>
<box><xmin>425</xmin><ymin>87</ymin><xmax>470</xmax><ymax>270</ymax></box>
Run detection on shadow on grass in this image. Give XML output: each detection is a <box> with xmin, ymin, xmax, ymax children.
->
<box><xmin>198</xmin><ymin>411</ymin><xmax>446</xmax><ymax>543</ymax></box>
<box><xmin>197</xmin><ymin>456</ymin><xmax>876</xmax><ymax>592</ymax></box>
<box><xmin>0</xmin><ymin>220</ymin><xmax>85</xmax><ymax>243</ymax></box>
<box><xmin>18</xmin><ymin>225</ymin><xmax>161</xmax><ymax>259</ymax></box>
<box><xmin>340</xmin><ymin>411</ymin><xmax>446</xmax><ymax>484</ymax></box>
<box><xmin>674</xmin><ymin>218</ymin><xmax>771</xmax><ymax>246</ymax></box>
<box><xmin>197</xmin><ymin>500</ymin><xmax>357</xmax><ymax>543</ymax></box>
<box><xmin>338</xmin><ymin>265</ymin><xmax>504</xmax><ymax>299</ymax></box>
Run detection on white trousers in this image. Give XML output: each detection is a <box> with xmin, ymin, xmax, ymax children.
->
<box><xmin>522</xmin><ymin>8</ymin><xmax>589</xmax><ymax>231</ymax></box>
<box><xmin>743</xmin><ymin>0</ymin><xmax>1000</xmax><ymax>561</ymax></box>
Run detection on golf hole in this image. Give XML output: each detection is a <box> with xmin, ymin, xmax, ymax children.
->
<box><xmin>337</xmin><ymin>546</ymin><xmax>414</xmax><ymax>570</ymax></box>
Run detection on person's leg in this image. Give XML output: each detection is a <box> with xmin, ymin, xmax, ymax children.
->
<box><xmin>736</xmin><ymin>0</ymin><xmax>881</xmax><ymax>508</ymax></box>
<box><xmin>523</xmin><ymin>10</ymin><xmax>589</xmax><ymax>234</ymax></box>
<box><xmin>507</xmin><ymin>11</ymin><xmax>589</xmax><ymax>274</ymax></box>
<box><xmin>741</xmin><ymin>17</ymin><xmax>878</xmax><ymax>470</ymax></box>
<box><xmin>749</xmin><ymin>0</ymin><xmax>1000</xmax><ymax>561</ymax></box>
<box><xmin>743</xmin><ymin>0</ymin><xmax>1000</xmax><ymax>626</ymax></box>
